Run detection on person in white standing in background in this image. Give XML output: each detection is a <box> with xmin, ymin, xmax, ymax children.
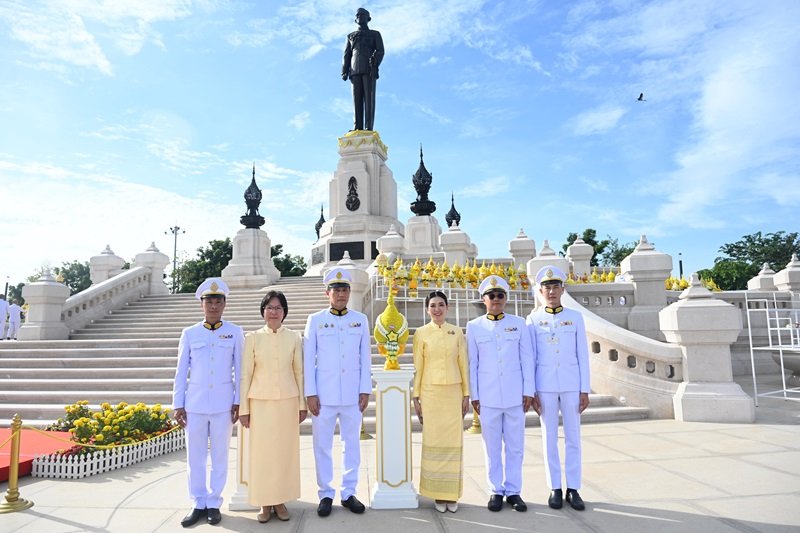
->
<box><xmin>0</xmin><ymin>295</ymin><xmax>9</xmax><ymax>340</ymax></box>
<box><xmin>6</xmin><ymin>300</ymin><xmax>23</xmax><ymax>340</ymax></box>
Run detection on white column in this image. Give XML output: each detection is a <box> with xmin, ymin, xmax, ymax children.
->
<box><xmin>370</xmin><ymin>367</ymin><xmax>418</xmax><ymax>509</ymax></box>
<box><xmin>228</xmin><ymin>426</ymin><xmax>258</xmax><ymax>511</ymax></box>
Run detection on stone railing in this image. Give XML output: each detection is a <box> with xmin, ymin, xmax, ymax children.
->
<box><xmin>564</xmin><ymin>292</ymin><xmax>683</xmax><ymax>418</ymax></box>
<box><xmin>567</xmin><ymin>282</ymin><xmax>635</xmax><ymax>328</ymax></box>
<box><xmin>62</xmin><ymin>267</ymin><xmax>152</xmax><ymax>333</ymax></box>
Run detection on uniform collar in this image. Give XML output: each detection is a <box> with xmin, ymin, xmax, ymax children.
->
<box><xmin>545</xmin><ymin>306</ymin><xmax>564</xmax><ymax>315</ymax></box>
<box><xmin>329</xmin><ymin>307</ymin><xmax>349</xmax><ymax>317</ymax></box>
<box><xmin>486</xmin><ymin>313</ymin><xmax>505</xmax><ymax>321</ymax></box>
<box><xmin>203</xmin><ymin>320</ymin><xmax>223</xmax><ymax>331</ymax></box>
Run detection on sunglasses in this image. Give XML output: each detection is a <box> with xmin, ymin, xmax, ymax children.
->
<box><xmin>485</xmin><ymin>292</ymin><xmax>506</xmax><ymax>300</ymax></box>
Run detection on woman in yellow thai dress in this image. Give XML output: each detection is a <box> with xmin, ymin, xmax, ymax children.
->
<box><xmin>239</xmin><ymin>291</ymin><xmax>307</xmax><ymax>523</ymax></box>
<box><xmin>412</xmin><ymin>290</ymin><xmax>470</xmax><ymax>513</ymax></box>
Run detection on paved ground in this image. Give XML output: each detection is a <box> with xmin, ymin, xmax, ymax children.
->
<box><xmin>3</xmin><ymin>375</ymin><xmax>799</xmax><ymax>533</ymax></box>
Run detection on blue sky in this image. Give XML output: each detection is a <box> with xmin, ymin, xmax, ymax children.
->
<box><xmin>1</xmin><ymin>0</ymin><xmax>798</xmax><ymax>286</ymax></box>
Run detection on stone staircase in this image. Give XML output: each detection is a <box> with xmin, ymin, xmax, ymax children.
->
<box><xmin>0</xmin><ymin>276</ymin><xmax>648</xmax><ymax>430</ymax></box>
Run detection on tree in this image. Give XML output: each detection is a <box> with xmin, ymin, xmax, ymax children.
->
<box><xmin>598</xmin><ymin>237</ymin><xmax>637</xmax><ymax>267</ymax></box>
<box><xmin>698</xmin><ymin>231</ymin><xmax>800</xmax><ymax>290</ymax></box>
<box><xmin>6</xmin><ymin>282</ymin><xmax>25</xmax><ymax>305</ymax></box>
<box><xmin>271</xmin><ymin>244</ymin><xmax>307</xmax><ymax>277</ymax></box>
<box><xmin>175</xmin><ymin>239</ymin><xmax>233</xmax><ymax>294</ymax></box>
<box><xmin>561</xmin><ymin>228</ymin><xmax>610</xmax><ymax>267</ymax></box>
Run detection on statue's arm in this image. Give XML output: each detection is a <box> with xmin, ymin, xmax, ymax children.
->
<box><xmin>373</xmin><ymin>31</ymin><xmax>385</xmax><ymax>68</ymax></box>
<box><xmin>342</xmin><ymin>35</ymin><xmax>352</xmax><ymax>80</ymax></box>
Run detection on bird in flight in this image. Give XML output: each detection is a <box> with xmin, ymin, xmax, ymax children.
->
<box><xmin>637</xmin><ymin>93</ymin><xmax>646</xmax><ymax>101</ymax></box>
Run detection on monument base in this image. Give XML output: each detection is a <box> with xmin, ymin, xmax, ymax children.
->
<box><xmin>673</xmin><ymin>382</ymin><xmax>755</xmax><ymax>422</ymax></box>
<box><xmin>222</xmin><ymin>228</ymin><xmax>280</xmax><ymax>288</ymax></box>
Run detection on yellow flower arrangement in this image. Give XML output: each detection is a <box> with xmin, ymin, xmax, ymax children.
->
<box><xmin>47</xmin><ymin>400</ymin><xmax>175</xmax><ymax>456</ymax></box>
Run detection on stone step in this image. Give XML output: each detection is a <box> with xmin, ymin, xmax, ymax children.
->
<box><xmin>0</xmin><ymin>378</ymin><xmax>176</xmax><ymax>393</ymax></box>
<box><xmin>0</xmin><ymin>367</ymin><xmax>176</xmax><ymax>379</ymax></box>
<box><xmin>0</xmin><ymin>347</ymin><xmax>173</xmax><ymax>358</ymax></box>
<box><xmin>0</xmin><ymin>356</ymin><xmax>177</xmax><ymax>368</ymax></box>
<box><xmin>4</xmin><ymin>402</ymin><xmax>648</xmax><ymax>434</ymax></box>
<box><xmin>0</xmin><ymin>339</ymin><xmax>179</xmax><ymax>350</ymax></box>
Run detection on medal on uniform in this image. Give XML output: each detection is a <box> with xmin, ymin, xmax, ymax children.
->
<box><xmin>547</xmin><ymin>335</ymin><xmax>559</xmax><ymax>345</ymax></box>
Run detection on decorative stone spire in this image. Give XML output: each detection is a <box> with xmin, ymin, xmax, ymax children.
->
<box><xmin>445</xmin><ymin>193</ymin><xmax>461</xmax><ymax>228</ymax></box>
<box><xmin>410</xmin><ymin>144</ymin><xmax>436</xmax><ymax>216</ymax></box>
<box><xmin>635</xmin><ymin>234</ymin><xmax>655</xmax><ymax>252</ymax></box>
<box><xmin>315</xmin><ymin>205</ymin><xmax>326</xmax><ymax>239</ymax></box>
<box><xmin>240</xmin><ymin>164</ymin><xmax>265</xmax><ymax>229</ymax></box>
<box><xmin>101</xmin><ymin>245</ymin><xmax>115</xmax><ymax>255</ymax></box>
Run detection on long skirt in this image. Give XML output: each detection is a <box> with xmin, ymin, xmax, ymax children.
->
<box><xmin>419</xmin><ymin>383</ymin><xmax>464</xmax><ymax>501</ymax></box>
<box><xmin>247</xmin><ymin>397</ymin><xmax>300</xmax><ymax>506</ymax></box>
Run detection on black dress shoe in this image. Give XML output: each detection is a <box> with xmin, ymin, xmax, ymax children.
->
<box><xmin>487</xmin><ymin>494</ymin><xmax>504</xmax><ymax>512</ymax></box>
<box><xmin>566</xmin><ymin>489</ymin><xmax>585</xmax><ymax>511</ymax></box>
<box><xmin>317</xmin><ymin>497</ymin><xmax>333</xmax><ymax>517</ymax></box>
<box><xmin>506</xmin><ymin>494</ymin><xmax>527</xmax><ymax>512</ymax></box>
<box><xmin>181</xmin><ymin>508</ymin><xmax>206</xmax><ymax>527</ymax></box>
<box><xmin>548</xmin><ymin>489</ymin><xmax>563</xmax><ymax>509</ymax></box>
<box><xmin>206</xmin><ymin>508</ymin><xmax>222</xmax><ymax>525</ymax></box>
<box><xmin>341</xmin><ymin>495</ymin><xmax>366</xmax><ymax>514</ymax></box>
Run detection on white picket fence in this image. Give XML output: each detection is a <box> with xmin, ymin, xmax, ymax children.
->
<box><xmin>32</xmin><ymin>429</ymin><xmax>185</xmax><ymax>479</ymax></box>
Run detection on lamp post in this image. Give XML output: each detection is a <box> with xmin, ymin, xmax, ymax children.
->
<box><xmin>165</xmin><ymin>226</ymin><xmax>185</xmax><ymax>293</ymax></box>
<box><xmin>678</xmin><ymin>252</ymin><xmax>684</xmax><ymax>279</ymax></box>
<box><xmin>3</xmin><ymin>276</ymin><xmax>8</xmax><ymax>299</ymax></box>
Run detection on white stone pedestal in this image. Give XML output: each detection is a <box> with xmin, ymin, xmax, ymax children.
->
<box><xmin>222</xmin><ymin>228</ymin><xmax>281</xmax><ymax>289</ymax></box>
<box><xmin>370</xmin><ymin>367</ymin><xmax>418</xmax><ymax>509</ymax></box>
<box><xmin>229</xmin><ymin>426</ymin><xmax>258</xmax><ymax>511</ymax></box>
<box><xmin>404</xmin><ymin>215</ymin><xmax>442</xmax><ymax>257</ymax></box>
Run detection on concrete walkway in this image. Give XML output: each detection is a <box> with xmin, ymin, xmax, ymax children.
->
<box><xmin>3</xmin><ymin>375</ymin><xmax>799</xmax><ymax>533</ymax></box>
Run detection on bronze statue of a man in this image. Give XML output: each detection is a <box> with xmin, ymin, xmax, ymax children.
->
<box><xmin>342</xmin><ymin>8</ymin><xmax>384</xmax><ymax>131</ymax></box>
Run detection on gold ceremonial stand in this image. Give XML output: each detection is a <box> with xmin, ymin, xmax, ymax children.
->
<box><xmin>0</xmin><ymin>414</ymin><xmax>34</xmax><ymax>513</ymax></box>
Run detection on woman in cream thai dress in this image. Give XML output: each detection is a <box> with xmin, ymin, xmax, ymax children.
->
<box><xmin>412</xmin><ymin>290</ymin><xmax>470</xmax><ymax>513</ymax></box>
<box><xmin>239</xmin><ymin>291</ymin><xmax>307</xmax><ymax>523</ymax></box>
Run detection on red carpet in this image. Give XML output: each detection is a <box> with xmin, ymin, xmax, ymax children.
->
<box><xmin>0</xmin><ymin>429</ymin><xmax>72</xmax><ymax>481</ymax></box>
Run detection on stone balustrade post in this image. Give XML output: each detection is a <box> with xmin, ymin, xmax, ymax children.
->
<box><xmin>773</xmin><ymin>253</ymin><xmax>800</xmax><ymax>293</ymax></box>
<box><xmin>132</xmin><ymin>242</ymin><xmax>171</xmax><ymax>295</ymax></box>
<box><xmin>376</xmin><ymin>224</ymin><xmax>406</xmax><ymax>258</ymax></box>
<box><xmin>89</xmin><ymin>245</ymin><xmax>126</xmax><ymax>285</ymax></box>
<box><xmin>620</xmin><ymin>235</ymin><xmax>672</xmax><ymax>340</ymax></box>
<box><xmin>508</xmin><ymin>228</ymin><xmax>536</xmax><ymax>267</ymax></box>
<box><xmin>659</xmin><ymin>273</ymin><xmax>755</xmax><ymax>422</ymax></box>
<box><xmin>439</xmin><ymin>222</ymin><xmax>473</xmax><ymax>267</ymax></box>
<box><xmin>18</xmin><ymin>271</ymin><xmax>70</xmax><ymax>340</ymax></box>
<box><xmin>527</xmin><ymin>239</ymin><xmax>569</xmax><ymax>281</ymax></box>
<box><xmin>747</xmin><ymin>263</ymin><xmax>777</xmax><ymax>291</ymax></box>
<box><xmin>565</xmin><ymin>237</ymin><xmax>594</xmax><ymax>279</ymax></box>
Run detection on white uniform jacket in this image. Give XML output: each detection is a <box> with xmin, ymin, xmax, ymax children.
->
<box><xmin>526</xmin><ymin>307</ymin><xmax>590</xmax><ymax>393</ymax></box>
<box><xmin>304</xmin><ymin>309</ymin><xmax>371</xmax><ymax>406</ymax></box>
<box><xmin>173</xmin><ymin>321</ymin><xmax>244</xmax><ymax>414</ymax></box>
<box><xmin>467</xmin><ymin>314</ymin><xmax>534</xmax><ymax>409</ymax></box>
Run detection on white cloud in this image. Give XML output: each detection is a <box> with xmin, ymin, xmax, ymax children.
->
<box><xmin>571</xmin><ymin>105</ymin><xmax>626</xmax><ymax>136</ymax></box>
<box><xmin>288</xmin><ymin>111</ymin><xmax>311</xmax><ymax>130</ymax></box>
<box><xmin>457</xmin><ymin>176</ymin><xmax>510</xmax><ymax>198</ymax></box>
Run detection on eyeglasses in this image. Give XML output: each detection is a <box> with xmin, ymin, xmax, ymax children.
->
<box><xmin>265</xmin><ymin>306</ymin><xmax>284</xmax><ymax>312</ymax></box>
<box><xmin>485</xmin><ymin>292</ymin><xmax>506</xmax><ymax>300</ymax></box>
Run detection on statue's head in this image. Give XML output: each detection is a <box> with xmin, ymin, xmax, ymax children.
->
<box><xmin>355</xmin><ymin>7</ymin><xmax>370</xmax><ymax>23</ymax></box>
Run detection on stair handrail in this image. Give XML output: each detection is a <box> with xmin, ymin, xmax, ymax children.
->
<box><xmin>61</xmin><ymin>266</ymin><xmax>152</xmax><ymax>333</ymax></box>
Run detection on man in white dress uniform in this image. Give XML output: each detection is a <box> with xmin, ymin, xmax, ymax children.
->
<box><xmin>467</xmin><ymin>275</ymin><xmax>535</xmax><ymax>512</ymax></box>
<box><xmin>526</xmin><ymin>266</ymin><xmax>590</xmax><ymax>511</ymax></box>
<box><xmin>304</xmin><ymin>268</ymin><xmax>371</xmax><ymax>517</ymax></box>
<box><xmin>0</xmin><ymin>295</ymin><xmax>8</xmax><ymax>340</ymax></box>
<box><xmin>172</xmin><ymin>278</ymin><xmax>243</xmax><ymax>527</ymax></box>
<box><xmin>6</xmin><ymin>301</ymin><xmax>23</xmax><ymax>340</ymax></box>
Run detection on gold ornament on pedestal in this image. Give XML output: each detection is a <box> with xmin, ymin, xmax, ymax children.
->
<box><xmin>374</xmin><ymin>286</ymin><xmax>409</xmax><ymax>370</ymax></box>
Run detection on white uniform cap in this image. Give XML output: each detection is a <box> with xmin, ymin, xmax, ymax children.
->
<box><xmin>195</xmin><ymin>277</ymin><xmax>230</xmax><ymax>300</ymax></box>
<box><xmin>478</xmin><ymin>275</ymin><xmax>510</xmax><ymax>296</ymax></box>
<box><xmin>535</xmin><ymin>265</ymin><xmax>567</xmax><ymax>286</ymax></box>
<box><xmin>323</xmin><ymin>267</ymin><xmax>352</xmax><ymax>288</ymax></box>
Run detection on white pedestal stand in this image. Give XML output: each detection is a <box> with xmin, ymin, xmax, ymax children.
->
<box><xmin>228</xmin><ymin>426</ymin><xmax>258</xmax><ymax>511</ymax></box>
<box><xmin>370</xmin><ymin>367</ymin><xmax>418</xmax><ymax>509</ymax></box>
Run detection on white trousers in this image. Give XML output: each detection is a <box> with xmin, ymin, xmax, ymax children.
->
<box><xmin>539</xmin><ymin>391</ymin><xmax>582</xmax><ymax>490</ymax></box>
<box><xmin>479</xmin><ymin>405</ymin><xmax>525</xmax><ymax>496</ymax></box>
<box><xmin>185</xmin><ymin>410</ymin><xmax>232</xmax><ymax>509</ymax></box>
<box><xmin>311</xmin><ymin>403</ymin><xmax>362</xmax><ymax>500</ymax></box>
<box><xmin>6</xmin><ymin>320</ymin><xmax>20</xmax><ymax>339</ymax></box>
